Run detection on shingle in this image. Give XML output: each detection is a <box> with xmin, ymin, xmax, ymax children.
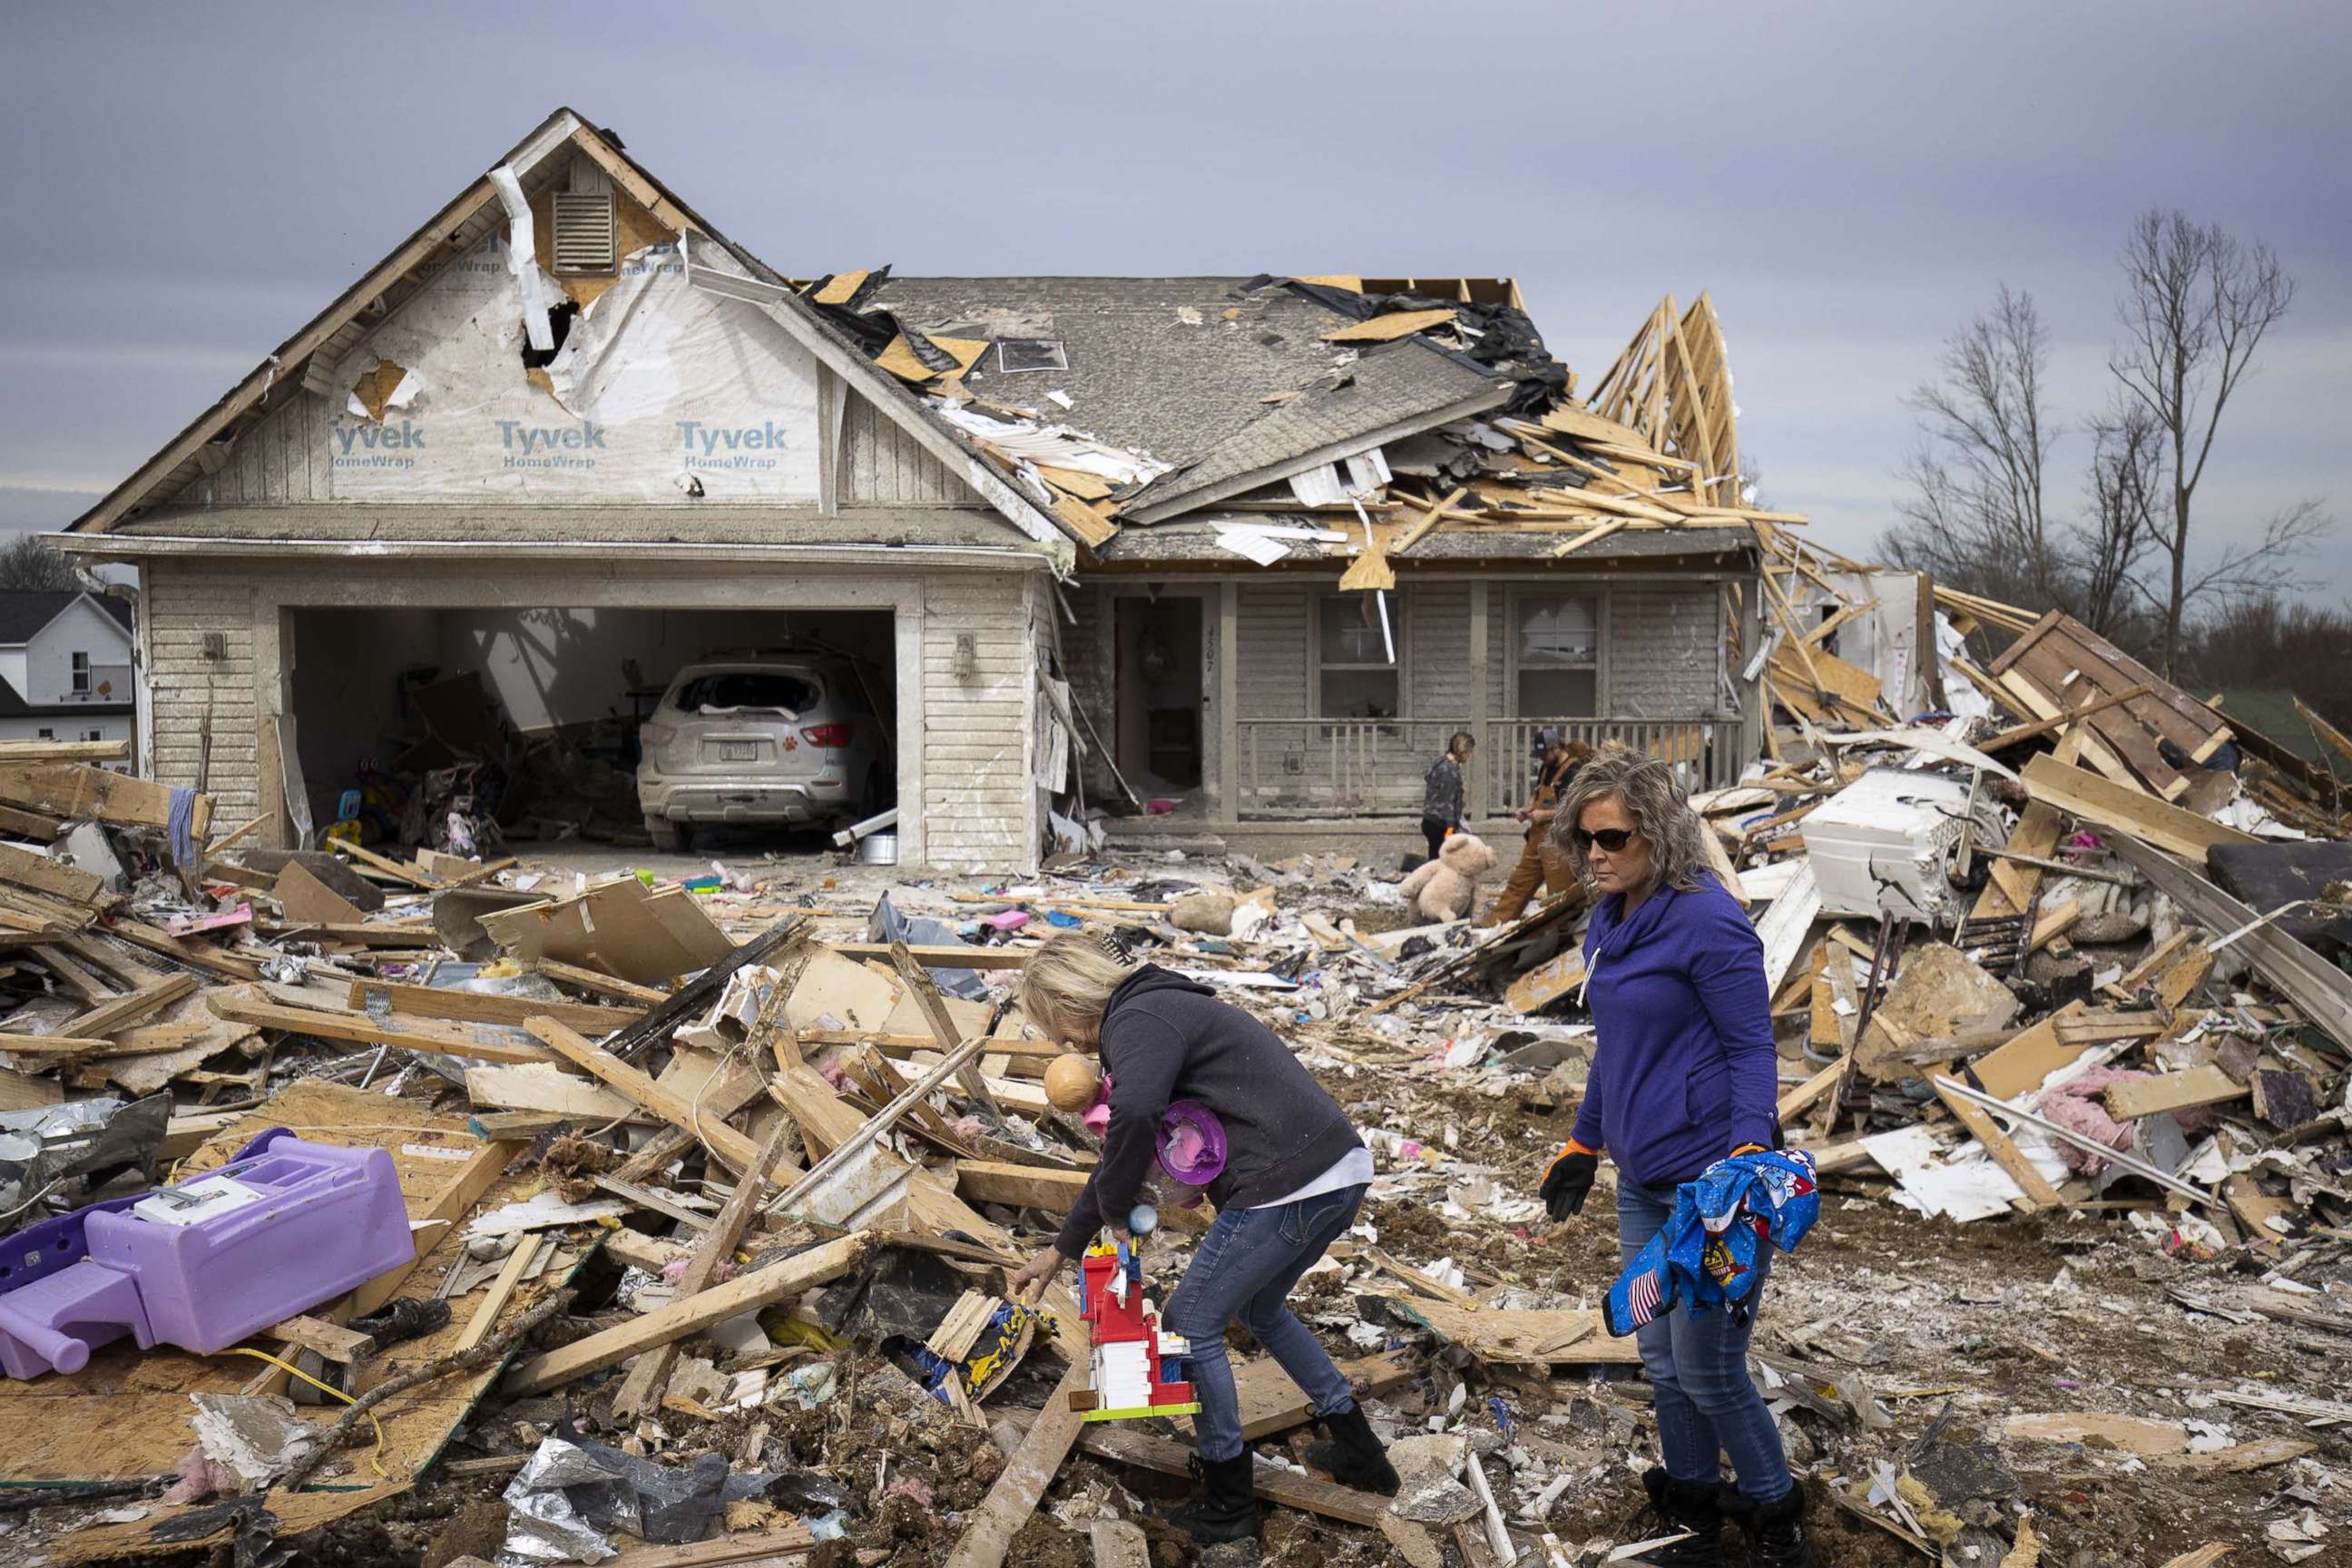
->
<box><xmin>0</xmin><ymin>592</ymin><xmax>89</xmax><ymax>645</ymax></box>
<box><xmin>865</xmin><ymin>277</ymin><xmax>1510</xmax><ymax>513</ymax></box>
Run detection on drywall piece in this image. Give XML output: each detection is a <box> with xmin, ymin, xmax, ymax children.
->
<box><xmin>274</xmin><ymin>861</ymin><xmax>368</xmax><ymax>926</ymax></box>
<box><xmin>784</xmin><ymin>947</ymin><xmax>903</xmax><ymax>1034</ymax></box>
<box><xmin>1753</xmin><ymin>860</ymin><xmax>1823</xmax><ymax>999</ymax></box>
<box><xmin>478</xmin><ymin>880</ymin><xmax>733</xmax><ymax>987</ymax></box>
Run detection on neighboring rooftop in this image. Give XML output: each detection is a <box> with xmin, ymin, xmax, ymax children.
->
<box><xmin>0</xmin><ymin>591</ymin><xmax>132</xmax><ymax>643</ymax></box>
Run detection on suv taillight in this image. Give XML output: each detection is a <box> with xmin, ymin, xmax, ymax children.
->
<box><xmin>800</xmin><ymin>723</ymin><xmax>851</xmax><ymax>749</ymax></box>
<box><xmin>641</xmin><ymin>721</ymin><xmax>676</xmax><ymax>749</ymax></box>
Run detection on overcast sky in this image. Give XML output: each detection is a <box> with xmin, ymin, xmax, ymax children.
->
<box><xmin>3</xmin><ymin>2</ymin><xmax>2345</xmax><ymax>599</ymax></box>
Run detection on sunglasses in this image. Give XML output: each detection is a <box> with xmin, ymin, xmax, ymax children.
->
<box><xmin>1573</xmin><ymin>828</ymin><xmax>1637</xmax><ymax>853</ymax></box>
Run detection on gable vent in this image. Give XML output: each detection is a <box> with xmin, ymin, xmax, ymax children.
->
<box><xmin>552</xmin><ymin>191</ymin><xmax>617</xmax><ymax>275</ymax></box>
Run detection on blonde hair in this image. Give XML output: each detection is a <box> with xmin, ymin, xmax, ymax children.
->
<box><xmin>1017</xmin><ymin>931</ymin><xmax>1133</xmax><ymax>1046</ymax></box>
<box><xmin>1548</xmin><ymin>742</ymin><xmax>1715</xmax><ymax>895</ymax></box>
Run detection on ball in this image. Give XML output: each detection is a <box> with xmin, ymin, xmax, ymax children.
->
<box><xmin>1127</xmin><ymin>1204</ymin><xmax>1158</xmax><ymax>1237</ymax></box>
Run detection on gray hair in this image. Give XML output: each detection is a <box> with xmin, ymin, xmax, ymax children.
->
<box><xmin>1547</xmin><ymin>742</ymin><xmax>1716</xmax><ymax>895</ymax></box>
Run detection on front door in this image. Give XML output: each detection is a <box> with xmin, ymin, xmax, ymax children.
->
<box><xmin>1112</xmin><ymin>594</ymin><xmax>1204</xmax><ymax>798</ymax></box>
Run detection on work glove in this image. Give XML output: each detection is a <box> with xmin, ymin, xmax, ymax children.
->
<box><xmin>1540</xmin><ymin>1142</ymin><xmax>1599</xmax><ymax>1220</ymax></box>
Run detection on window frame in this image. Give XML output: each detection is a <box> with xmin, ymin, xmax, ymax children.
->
<box><xmin>1309</xmin><ymin>588</ymin><xmax>1409</xmax><ymax>726</ymax></box>
<box><xmin>70</xmin><ymin>651</ymin><xmax>90</xmax><ymax>694</ymax></box>
<box><xmin>1504</xmin><ymin>587</ymin><xmax>1608</xmax><ymax>718</ymax></box>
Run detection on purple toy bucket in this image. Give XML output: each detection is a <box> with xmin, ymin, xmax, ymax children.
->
<box><xmin>1156</xmin><ymin>1101</ymin><xmax>1227</xmax><ymax>1187</ymax></box>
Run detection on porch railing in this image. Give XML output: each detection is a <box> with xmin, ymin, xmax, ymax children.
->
<box><xmin>1233</xmin><ymin>716</ymin><xmax>1743</xmax><ymax>819</ymax></box>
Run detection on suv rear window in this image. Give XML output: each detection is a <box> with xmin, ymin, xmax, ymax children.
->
<box><xmin>671</xmin><ymin>671</ymin><xmax>820</xmax><ymax>714</ymax></box>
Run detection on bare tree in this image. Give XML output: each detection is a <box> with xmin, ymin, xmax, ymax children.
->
<box><xmin>2070</xmin><ymin>401</ymin><xmax>2161</xmax><ymax>638</ymax></box>
<box><xmin>0</xmin><ymin>534</ymin><xmax>80</xmax><ymax>593</ymax></box>
<box><xmin>2110</xmin><ymin>209</ymin><xmax>2328</xmax><ymax>673</ymax></box>
<box><xmin>1883</xmin><ymin>286</ymin><xmax>2060</xmax><ymax>604</ymax></box>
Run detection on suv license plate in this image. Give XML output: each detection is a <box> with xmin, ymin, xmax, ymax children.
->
<box><xmin>720</xmin><ymin>741</ymin><xmax>759</xmax><ymax>761</ymax></box>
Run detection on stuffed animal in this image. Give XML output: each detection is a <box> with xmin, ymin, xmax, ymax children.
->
<box><xmin>1396</xmin><ymin>831</ymin><xmax>1499</xmax><ymax>923</ymax></box>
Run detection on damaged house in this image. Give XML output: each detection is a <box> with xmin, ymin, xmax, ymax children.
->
<box><xmin>62</xmin><ymin>108</ymin><xmax>1799</xmax><ymax>871</ymax></box>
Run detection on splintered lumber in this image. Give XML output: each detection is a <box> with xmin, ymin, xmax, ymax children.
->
<box><xmin>502</xmin><ymin>1230</ymin><xmax>873</xmax><ymax>1396</ymax></box>
<box><xmin>347</xmin><ymin>978</ymin><xmax>635</xmax><ymax>1035</ymax></box>
<box><xmin>2102</xmin><ymin>1065</ymin><xmax>2249</xmax><ymax>1120</ymax></box>
<box><xmin>1777</xmin><ymin>1054</ymin><xmax>1848</xmax><ymax>1122</ymax></box>
<box><xmin>1928</xmin><ymin>1069</ymin><xmax>2062</xmax><ymax>1210</ymax></box>
<box><xmin>889</xmin><ymin>939</ymin><xmax>1003</xmax><ymax>1119</ymax></box>
<box><xmin>535</xmin><ymin>959</ymin><xmax>670</xmax><ymax>1006</ymax></box>
<box><xmin>2020</xmin><ymin>754</ymin><xmax>2258</xmax><ymax>862</ymax></box>
<box><xmin>1077</xmin><ymin>1426</ymin><xmax>1387</xmax><ymax>1528</ymax></box>
<box><xmin>100</xmin><ymin>916</ymin><xmax>263</xmax><ymax>981</ymax></box>
<box><xmin>611</xmin><ymin>1116</ymin><xmax>799</xmax><ymax>1419</ymax></box>
<box><xmin>526</xmin><ymin>1017</ymin><xmax>804</xmax><ymax>1187</ymax></box>
<box><xmin>0</xmin><ymin>841</ymin><xmax>105</xmax><ymax>904</ymax></box>
<box><xmin>0</xmin><ymin>763</ymin><xmax>212</xmax><ymax>836</ymax></box>
<box><xmin>955</xmin><ymin>1160</ymin><xmax>1090</xmax><ymax>1212</ymax></box>
<box><xmin>466</xmin><ymin>1063</ymin><xmax>646</xmax><ymax>1122</ymax></box>
<box><xmin>1930</xmin><ymin>1075</ymin><xmax>2219</xmax><ymax>1209</ymax></box>
<box><xmin>210</xmin><ymin>988</ymin><xmax>558</xmax><ymax>1065</ymax></box>
<box><xmin>59</xmin><ymin>972</ymin><xmax>198</xmax><ymax>1037</ymax></box>
<box><xmin>594</xmin><ymin>1528</ymin><xmax>820</xmax><ymax>1568</ymax></box>
<box><xmin>946</xmin><ymin>1361</ymin><xmax>1092</xmax><ymax>1568</ymax></box>
<box><xmin>335</xmin><ymin>839</ymin><xmax>441</xmax><ymax>888</ymax></box>
<box><xmin>1378</xmin><ymin>1297</ymin><xmax>1640</xmax><ymax>1365</ymax></box>
<box><xmin>0</xmin><ymin>740</ymin><xmax>130</xmax><ymax>764</ymax></box>
<box><xmin>455</xmin><ymin>1236</ymin><xmax>543</xmax><ymax>1355</ymax></box>
<box><xmin>764</xmin><ymin>1032</ymin><xmax>989</xmax><ymax>1220</ymax></box>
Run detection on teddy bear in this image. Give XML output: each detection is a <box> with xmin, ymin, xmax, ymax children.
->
<box><xmin>1396</xmin><ymin>831</ymin><xmax>1499</xmax><ymax>923</ymax></box>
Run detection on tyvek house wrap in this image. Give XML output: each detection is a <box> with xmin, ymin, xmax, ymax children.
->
<box><xmin>326</xmin><ymin>233</ymin><xmax>820</xmax><ymax>502</ymax></box>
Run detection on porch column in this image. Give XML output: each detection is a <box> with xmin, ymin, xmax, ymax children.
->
<box><xmin>1468</xmin><ymin>579</ymin><xmax>1490</xmax><ymax>819</ymax></box>
<box><xmin>1216</xmin><ymin>580</ymin><xmax>1240</xmax><ymax>824</ymax></box>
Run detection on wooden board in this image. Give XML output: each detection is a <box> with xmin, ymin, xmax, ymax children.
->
<box><xmin>1970</xmin><ymin>1001</ymin><xmax>2092</xmax><ymax>1100</ymax></box>
<box><xmin>348</xmin><ymin>978</ymin><xmax>637</xmax><ymax>1034</ymax></box>
<box><xmin>0</xmin><ymin>839</ymin><xmax>106</xmax><ymax>903</ymax></box>
<box><xmin>1078</xmin><ymin>1426</ymin><xmax>1387</xmax><ymax>1528</ymax></box>
<box><xmin>2021</xmin><ymin>755</ymin><xmax>2259</xmax><ymax>862</ymax></box>
<box><xmin>527</xmin><ymin>1019</ymin><xmax>804</xmax><ymax>1188</ymax></box>
<box><xmin>2102</xmin><ymin>1065</ymin><xmax>2248</xmax><ymax>1120</ymax></box>
<box><xmin>945</xmin><ymin>1360</ymin><xmax>1092</xmax><ymax>1568</ymax></box>
<box><xmin>501</xmin><ymin>1231</ymin><xmax>872</xmax><ymax>1396</ymax></box>
<box><xmin>209</xmin><ymin>987</ymin><xmax>558</xmax><ymax>1065</ymax></box>
<box><xmin>275</xmin><ymin>860</ymin><xmax>369</xmax><ymax>926</ymax></box>
<box><xmin>1929</xmin><ymin>1068</ymin><xmax>2062</xmax><ymax>1210</ymax></box>
<box><xmin>466</xmin><ymin>1062</ymin><xmax>648</xmax><ymax>1122</ymax></box>
<box><xmin>1377</xmin><ymin>1296</ymin><xmax>1641</xmax><ymax>1365</ymax></box>
<box><xmin>0</xmin><ymin>763</ymin><xmax>212</xmax><ymax>836</ymax></box>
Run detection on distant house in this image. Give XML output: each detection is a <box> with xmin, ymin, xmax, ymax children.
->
<box><xmin>0</xmin><ymin>591</ymin><xmax>136</xmax><ymax>761</ymax></box>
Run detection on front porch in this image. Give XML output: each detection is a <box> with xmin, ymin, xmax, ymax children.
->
<box><xmin>1058</xmin><ymin>565</ymin><xmax>1759</xmax><ymax>833</ymax></box>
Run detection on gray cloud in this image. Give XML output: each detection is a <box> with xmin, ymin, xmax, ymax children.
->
<box><xmin>3</xmin><ymin>0</ymin><xmax>2344</xmax><ymax>593</ymax></box>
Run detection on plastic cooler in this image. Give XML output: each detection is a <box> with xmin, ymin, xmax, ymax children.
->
<box><xmin>0</xmin><ymin>1128</ymin><xmax>415</xmax><ymax>1380</ymax></box>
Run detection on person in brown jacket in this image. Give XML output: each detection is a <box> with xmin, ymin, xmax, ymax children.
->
<box><xmin>1479</xmin><ymin>731</ymin><xmax>1590</xmax><ymax>926</ymax></box>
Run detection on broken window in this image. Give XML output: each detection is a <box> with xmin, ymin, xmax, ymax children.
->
<box><xmin>70</xmin><ymin>652</ymin><xmax>89</xmax><ymax>694</ymax></box>
<box><xmin>671</xmin><ymin>671</ymin><xmax>821</xmax><ymax>715</ymax></box>
<box><xmin>551</xmin><ymin>191</ymin><xmax>617</xmax><ymax>275</ymax></box>
<box><xmin>1318</xmin><ymin>594</ymin><xmax>1398</xmax><ymax>720</ymax></box>
<box><xmin>1515</xmin><ymin>595</ymin><xmax>1599</xmax><ymax>716</ymax></box>
<box><xmin>995</xmin><ymin>338</ymin><xmax>1068</xmax><ymax>374</ymax></box>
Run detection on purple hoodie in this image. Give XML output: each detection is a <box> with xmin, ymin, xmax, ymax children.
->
<box><xmin>1568</xmin><ymin>874</ymin><xmax>1779</xmax><ymax>1186</ymax></box>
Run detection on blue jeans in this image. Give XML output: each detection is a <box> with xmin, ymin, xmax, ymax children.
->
<box><xmin>1616</xmin><ymin>1176</ymin><xmax>1792</xmax><ymax>1502</ymax></box>
<box><xmin>1162</xmin><ymin>1184</ymin><xmax>1367</xmax><ymax>1462</ymax></box>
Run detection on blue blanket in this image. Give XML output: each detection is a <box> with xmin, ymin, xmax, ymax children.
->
<box><xmin>1604</xmin><ymin>1149</ymin><xmax>1818</xmax><ymax>1336</ymax></box>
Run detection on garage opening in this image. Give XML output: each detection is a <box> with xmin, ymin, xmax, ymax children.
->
<box><xmin>284</xmin><ymin>607</ymin><xmax>896</xmax><ymax>858</ymax></box>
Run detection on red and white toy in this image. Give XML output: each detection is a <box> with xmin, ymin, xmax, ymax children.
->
<box><xmin>1071</xmin><ymin>1230</ymin><xmax>1199</xmax><ymax>1422</ymax></box>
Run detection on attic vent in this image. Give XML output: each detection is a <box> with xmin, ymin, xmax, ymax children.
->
<box><xmin>995</xmin><ymin>338</ymin><xmax>1068</xmax><ymax>374</ymax></box>
<box><xmin>551</xmin><ymin>191</ymin><xmax>617</xmax><ymax>275</ymax></box>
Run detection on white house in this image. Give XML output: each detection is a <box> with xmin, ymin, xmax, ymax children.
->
<box><xmin>0</xmin><ymin>590</ymin><xmax>136</xmax><ymax>761</ymax></box>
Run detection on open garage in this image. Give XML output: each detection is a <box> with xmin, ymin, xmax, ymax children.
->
<box><xmin>282</xmin><ymin>603</ymin><xmax>897</xmax><ymax>857</ymax></box>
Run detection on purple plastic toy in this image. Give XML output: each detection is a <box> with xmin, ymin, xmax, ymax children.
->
<box><xmin>0</xmin><ymin>1128</ymin><xmax>415</xmax><ymax>1380</ymax></box>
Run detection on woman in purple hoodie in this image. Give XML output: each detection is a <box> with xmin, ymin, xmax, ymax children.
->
<box><xmin>1534</xmin><ymin>746</ymin><xmax>1816</xmax><ymax>1568</ymax></box>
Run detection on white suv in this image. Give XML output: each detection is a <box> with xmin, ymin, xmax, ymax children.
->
<box><xmin>636</xmin><ymin>656</ymin><xmax>891</xmax><ymax>850</ymax></box>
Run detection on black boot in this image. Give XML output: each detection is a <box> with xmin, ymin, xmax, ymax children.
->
<box><xmin>1734</xmin><ymin>1485</ymin><xmax>1818</xmax><ymax>1568</ymax></box>
<box><xmin>1625</xmin><ymin>1467</ymin><xmax>1726</xmax><ymax>1567</ymax></box>
<box><xmin>1163</xmin><ymin>1453</ymin><xmax>1259</xmax><ymax>1546</ymax></box>
<box><xmin>1306</xmin><ymin>1402</ymin><xmax>1400</xmax><ymax>1495</ymax></box>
